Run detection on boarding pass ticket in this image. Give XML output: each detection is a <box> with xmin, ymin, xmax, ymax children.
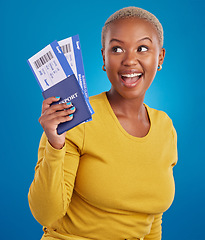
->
<box><xmin>28</xmin><ymin>35</ymin><xmax>93</xmax><ymax>114</ymax></box>
<box><xmin>58</xmin><ymin>35</ymin><xmax>90</xmax><ymax>101</ymax></box>
<box><xmin>28</xmin><ymin>40</ymin><xmax>72</xmax><ymax>91</ymax></box>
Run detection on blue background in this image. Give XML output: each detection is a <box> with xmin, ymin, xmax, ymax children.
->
<box><xmin>1</xmin><ymin>0</ymin><xmax>204</xmax><ymax>239</ymax></box>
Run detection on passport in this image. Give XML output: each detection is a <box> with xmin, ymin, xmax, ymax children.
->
<box><xmin>42</xmin><ymin>75</ymin><xmax>92</xmax><ymax>135</ymax></box>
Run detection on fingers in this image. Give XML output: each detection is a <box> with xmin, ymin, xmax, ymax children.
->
<box><xmin>41</xmin><ymin>96</ymin><xmax>61</xmax><ymax>114</ymax></box>
<box><xmin>44</xmin><ymin>101</ymin><xmax>74</xmax><ymax>116</ymax></box>
<box><xmin>39</xmin><ymin>96</ymin><xmax>76</xmax><ymax>133</ymax></box>
<box><xmin>39</xmin><ymin>97</ymin><xmax>76</xmax><ymax>149</ymax></box>
<box><xmin>40</xmin><ymin>105</ymin><xmax>76</xmax><ymax>125</ymax></box>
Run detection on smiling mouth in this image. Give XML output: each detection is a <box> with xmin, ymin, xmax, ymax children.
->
<box><xmin>121</xmin><ymin>73</ymin><xmax>143</xmax><ymax>87</ymax></box>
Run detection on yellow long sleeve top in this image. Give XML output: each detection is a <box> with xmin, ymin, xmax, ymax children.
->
<box><xmin>28</xmin><ymin>92</ymin><xmax>178</xmax><ymax>240</ymax></box>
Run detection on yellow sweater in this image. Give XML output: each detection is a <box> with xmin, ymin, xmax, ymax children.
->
<box><xmin>28</xmin><ymin>92</ymin><xmax>178</xmax><ymax>240</ymax></box>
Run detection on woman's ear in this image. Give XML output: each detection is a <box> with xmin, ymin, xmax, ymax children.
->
<box><xmin>101</xmin><ymin>48</ymin><xmax>105</xmax><ymax>64</ymax></box>
<box><xmin>158</xmin><ymin>48</ymin><xmax>165</xmax><ymax>66</ymax></box>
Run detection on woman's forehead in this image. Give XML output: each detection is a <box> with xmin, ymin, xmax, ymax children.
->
<box><xmin>105</xmin><ymin>18</ymin><xmax>159</xmax><ymax>43</ymax></box>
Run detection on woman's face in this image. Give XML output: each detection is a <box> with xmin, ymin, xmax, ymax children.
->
<box><xmin>102</xmin><ymin>18</ymin><xmax>165</xmax><ymax>100</ymax></box>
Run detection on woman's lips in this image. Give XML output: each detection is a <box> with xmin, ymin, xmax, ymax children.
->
<box><xmin>120</xmin><ymin>73</ymin><xmax>143</xmax><ymax>87</ymax></box>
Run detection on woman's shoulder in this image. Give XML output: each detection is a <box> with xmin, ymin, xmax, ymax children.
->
<box><xmin>145</xmin><ymin>104</ymin><xmax>173</xmax><ymax>122</ymax></box>
<box><xmin>89</xmin><ymin>92</ymin><xmax>106</xmax><ymax>103</ymax></box>
<box><xmin>88</xmin><ymin>92</ymin><xmax>108</xmax><ymax>112</ymax></box>
<box><xmin>145</xmin><ymin>104</ymin><xmax>176</xmax><ymax>134</ymax></box>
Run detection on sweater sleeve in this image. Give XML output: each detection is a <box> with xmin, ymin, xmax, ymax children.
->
<box><xmin>28</xmin><ymin>124</ymin><xmax>84</xmax><ymax>227</ymax></box>
<box><xmin>143</xmin><ymin>213</ymin><xmax>163</xmax><ymax>240</ymax></box>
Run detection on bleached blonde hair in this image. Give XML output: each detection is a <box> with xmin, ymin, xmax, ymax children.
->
<box><xmin>101</xmin><ymin>6</ymin><xmax>164</xmax><ymax>48</ymax></box>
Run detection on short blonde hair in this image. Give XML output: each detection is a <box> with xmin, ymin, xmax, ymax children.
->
<box><xmin>101</xmin><ymin>6</ymin><xmax>164</xmax><ymax>48</ymax></box>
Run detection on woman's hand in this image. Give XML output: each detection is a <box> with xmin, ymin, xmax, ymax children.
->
<box><xmin>39</xmin><ymin>97</ymin><xmax>76</xmax><ymax>150</ymax></box>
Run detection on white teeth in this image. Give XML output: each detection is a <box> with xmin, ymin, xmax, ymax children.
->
<box><xmin>121</xmin><ymin>73</ymin><xmax>142</xmax><ymax>78</ymax></box>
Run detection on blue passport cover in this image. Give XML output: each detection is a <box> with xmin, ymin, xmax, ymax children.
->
<box><xmin>42</xmin><ymin>74</ymin><xmax>92</xmax><ymax>135</ymax></box>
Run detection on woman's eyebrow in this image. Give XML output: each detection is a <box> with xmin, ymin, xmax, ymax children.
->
<box><xmin>138</xmin><ymin>37</ymin><xmax>152</xmax><ymax>43</ymax></box>
<box><xmin>109</xmin><ymin>38</ymin><xmax>124</xmax><ymax>44</ymax></box>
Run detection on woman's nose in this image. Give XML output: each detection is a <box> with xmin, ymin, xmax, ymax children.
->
<box><xmin>122</xmin><ymin>51</ymin><xmax>138</xmax><ymax>66</ymax></box>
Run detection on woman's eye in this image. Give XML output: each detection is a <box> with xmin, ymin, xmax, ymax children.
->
<box><xmin>112</xmin><ymin>47</ymin><xmax>123</xmax><ymax>53</ymax></box>
<box><xmin>138</xmin><ymin>46</ymin><xmax>148</xmax><ymax>52</ymax></box>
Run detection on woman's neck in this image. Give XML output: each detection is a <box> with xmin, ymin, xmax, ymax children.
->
<box><xmin>106</xmin><ymin>89</ymin><xmax>146</xmax><ymax>120</ymax></box>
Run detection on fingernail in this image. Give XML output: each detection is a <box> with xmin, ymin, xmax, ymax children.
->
<box><xmin>66</xmin><ymin>102</ymin><xmax>72</xmax><ymax>105</ymax></box>
<box><xmin>70</xmin><ymin>107</ymin><xmax>75</xmax><ymax>110</ymax></box>
<box><xmin>55</xmin><ymin>96</ymin><xmax>60</xmax><ymax>99</ymax></box>
<box><xmin>69</xmin><ymin>114</ymin><xmax>73</xmax><ymax>118</ymax></box>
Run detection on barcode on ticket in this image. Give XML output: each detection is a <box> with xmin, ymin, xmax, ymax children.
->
<box><xmin>61</xmin><ymin>44</ymin><xmax>71</xmax><ymax>54</ymax></box>
<box><xmin>33</xmin><ymin>51</ymin><xmax>54</xmax><ymax>69</ymax></box>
